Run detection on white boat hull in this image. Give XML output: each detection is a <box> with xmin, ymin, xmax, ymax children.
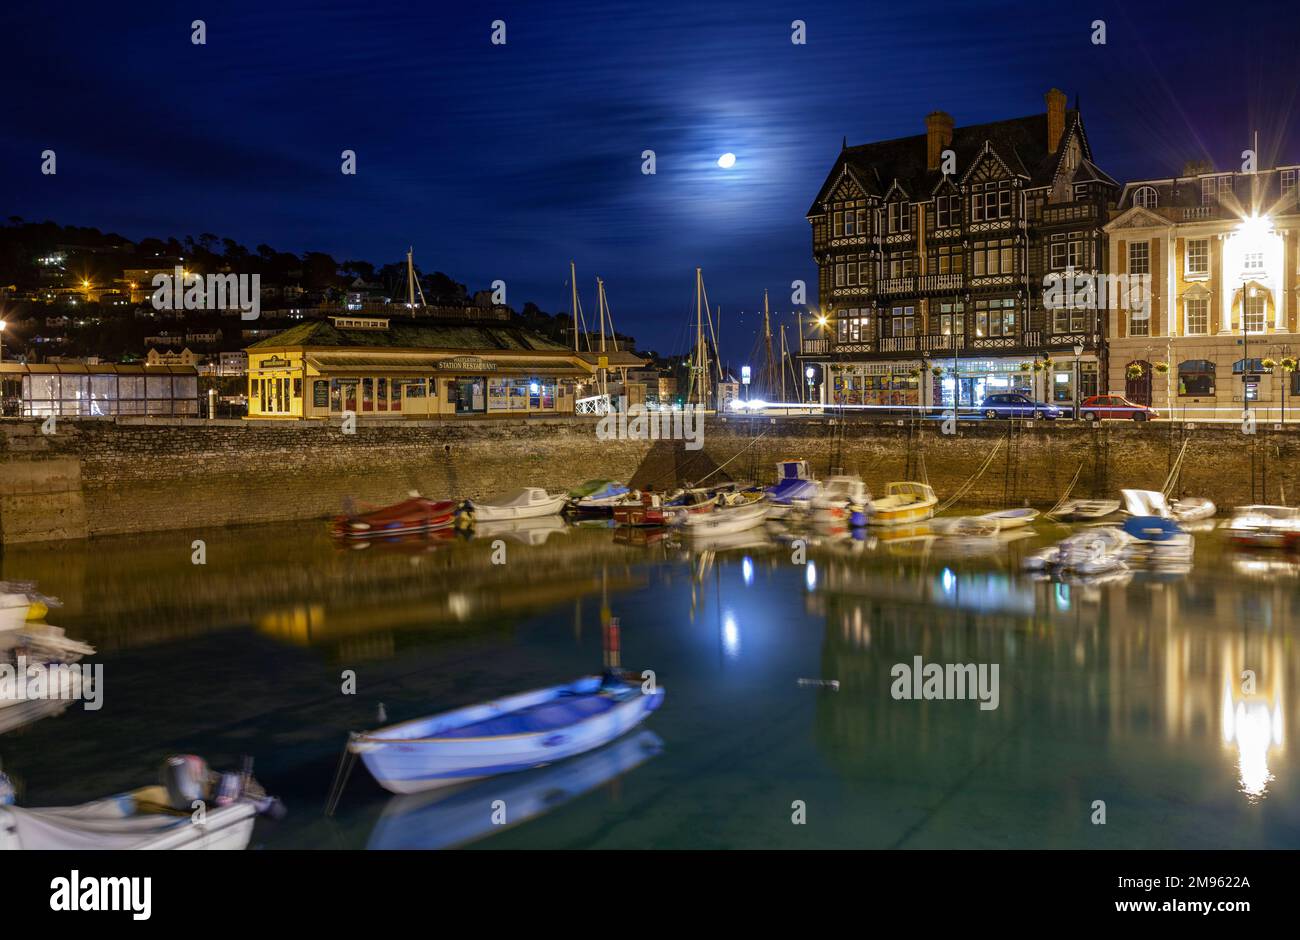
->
<box><xmin>471</xmin><ymin>494</ymin><xmax>568</xmax><ymax>522</ymax></box>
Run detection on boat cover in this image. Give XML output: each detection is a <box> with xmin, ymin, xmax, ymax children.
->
<box><xmin>1123</xmin><ymin>516</ymin><xmax>1182</xmax><ymax>542</ymax></box>
<box><xmin>3</xmin><ymin>798</ymin><xmax>193</xmax><ymax>850</ymax></box>
<box><xmin>767</xmin><ymin>479</ymin><xmax>818</xmax><ymax>503</ymax></box>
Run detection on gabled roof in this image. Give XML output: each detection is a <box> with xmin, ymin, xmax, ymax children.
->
<box><xmin>808</xmin><ymin>109</ymin><xmax>1105</xmax><ymax>216</ymax></box>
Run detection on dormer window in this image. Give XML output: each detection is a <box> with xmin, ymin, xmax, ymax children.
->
<box><xmin>935</xmin><ymin>194</ymin><xmax>961</xmax><ymax>228</ymax></box>
<box><xmin>971</xmin><ymin>180</ymin><xmax>1013</xmax><ymax>221</ymax></box>
<box><xmin>1133</xmin><ymin>186</ymin><xmax>1158</xmax><ymax>209</ymax></box>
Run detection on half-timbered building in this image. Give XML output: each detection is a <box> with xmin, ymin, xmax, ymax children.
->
<box><xmin>801</xmin><ymin>89</ymin><xmax>1118</xmax><ymax>414</ymax></box>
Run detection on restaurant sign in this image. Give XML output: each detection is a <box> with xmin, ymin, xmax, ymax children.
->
<box><xmin>437</xmin><ymin>356</ymin><xmax>497</xmax><ymax>372</ymax></box>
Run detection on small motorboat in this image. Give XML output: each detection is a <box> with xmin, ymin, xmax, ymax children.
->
<box><xmin>1226</xmin><ymin>505</ymin><xmax>1300</xmax><ymax>549</ymax></box>
<box><xmin>0</xmin><ymin>582</ymin><xmax>62</xmax><ymax>624</ymax></box>
<box><xmin>979</xmin><ymin>507</ymin><xmax>1039</xmax><ymax>529</ymax></box>
<box><xmin>468</xmin><ymin>487</ymin><xmax>568</xmax><ymax>522</ymax></box>
<box><xmin>1170</xmin><ymin>496</ymin><xmax>1216</xmax><ymax>522</ymax></box>
<box><xmin>765</xmin><ymin>459</ymin><xmax>821</xmax><ymax>518</ymax></box>
<box><xmin>613</xmin><ymin>489</ymin><xmax>716</xmax><ymax>527</ymax></box>
<box><xmin>810</xmin><ymin>475</ymin><xmax>870</xmax><ymax>526</ymax></box>
<box><xmin>349</xmin><ymin>671</ymin><xmax>665</xmax><ymax>794</ymax></box>
<box><xmin>331</xmin><ymin>493</ymin><xmax>457</xmax><ymax>540</ymax></box>
<box><xmin>1053</xmin><ymin>499</ymin><xmax>1121</xmax><ymax>520</ymax></box>
<box><xmin>367</xmin><ymin>730</ymin><xmax>664</xmax><ymax>850</ymax></box>
<box><xmin>867</xmin><ymin>482</ymin><xmax>937</xmax><ymax>527</ymax></box>
<box><xmin>566</xmin><ymin>480</ymin><xmax>631</xmax><ymax>516</ymax></box>
<box><xmin>0</xmin><ymin>755</ymin><xmax>282</xmax><ymax>850</ymax></box>
<box><xmin>682</xmin><ymin>500</ymin><xmax>769</xmax><ymax>537</ymax></box>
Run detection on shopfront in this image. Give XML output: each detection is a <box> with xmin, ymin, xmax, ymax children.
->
<box><xmin>245</xmin><ymin>317</ymin><xmax>631</xmax><ymax>420</ymax></box>
<box><xmin>830</xmin><ymin>362</ymin><xmax>921</xmax><ymax>411</ymax></box>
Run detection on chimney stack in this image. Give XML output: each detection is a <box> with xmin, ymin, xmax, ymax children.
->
<box><xmin>926</xmin><ymin>111</ymin><xmax>954</xmax><ymax>171</ymax></box>
<box><xmin>1045</xmin><ymin>88</ymin><xmax>1067</xmax><ymax>154</ymax></box>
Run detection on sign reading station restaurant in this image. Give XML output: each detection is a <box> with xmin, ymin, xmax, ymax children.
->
<box><xmin>437</xmin><ymin>356</ymin><xmax>497</xmax><ymax>372</ymax></box>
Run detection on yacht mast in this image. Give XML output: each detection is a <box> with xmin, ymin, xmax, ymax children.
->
<box><xmin>570</xmin><ymin>260</ymin><xmax>579</xmax><ymax>352</ymax></box>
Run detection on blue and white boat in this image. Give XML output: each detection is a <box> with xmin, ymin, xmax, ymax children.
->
<box><xmin>349</xmin><ymin>673</ymin><xmax>665</xmax><ymax>794</ymax></box>
<box><xmin>765</xmin><ymin>459</ymin><xmax>820</xmax><ymax>518</ymax></box>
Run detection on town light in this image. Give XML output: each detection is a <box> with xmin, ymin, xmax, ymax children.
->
<box><xmin>815</xmin><ymin>315</ymin><xmax>829</xmax><ymax>328</ymax></box>
<box><xmin>1236</xmin><ymin>213</ymin><xmax>1274</xmax><ymax>249</ymax></box>
<box><xmin>805</xmin><ymin>367</ymin><xmax>814</xmax><ymax>380</ymax></box>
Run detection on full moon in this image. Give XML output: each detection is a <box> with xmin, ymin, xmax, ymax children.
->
<box><xmin>717</xmin><ymin>152</ymin><xmax>736</xmax><ymax>169</ymax></box>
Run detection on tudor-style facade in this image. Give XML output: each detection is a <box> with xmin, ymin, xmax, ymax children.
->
<box><xmin>801</xmin><ymin>89</ymin><xmax>1118</xmax><ymax>413</ymax></box>
<box><xmin>1104</xmin><ymin>162</ymin><xmax>1300</xmax><ymax>420</ymax></box>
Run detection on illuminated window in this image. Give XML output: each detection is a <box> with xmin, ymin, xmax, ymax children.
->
<box><xmin>1184</xmin><ymin>297</ymin><xmax>1208</xmax><ymax>335</ymax></box>
<box><xmin>1244</xmin><ymin>251</ymin><xmax>1264</xmax><ymax>272</ymax></box>
<box><xmin>1186</xmin><ymin>239</ymin><xmax>1208</xmax><ymax>276</ymax></box>
<box><xmin>1178</xmin><ymin>360</ymin><xmax>1215</xmax><ymax>396</ymax></box>
<box><xmin>890</xmin><ymin>306</ymin><xmax>916</xmax><ymax>336</ymax></box>
<box><xmin>974</xmin><ymin>298</ymin><xmax>1017</xmax><ymax>337</ymax></box>
<box><xmin>888</xmin><ymin>201</ymin><xmax>911</xmax><ymax>233</ymax></box>
<box><xmin>1243</xmin><ymin>293</ymin><xmax>1266</xmax><ymax>333</ymax></box>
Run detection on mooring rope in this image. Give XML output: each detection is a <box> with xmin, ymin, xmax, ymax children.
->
<box><xmin>1161</xmin><ymin>437</ymin><xmax>1190</xmax><ymax>497</ymax></box>
<box><xmin>1046</xmin><ymin>464</ymin><xmax>1084</xmax><ymax>517</ymax></box>
<box><xmin>935</xmin><ymin>434</ymin><xmax>1006</xmax><ymax>514</ymax></box>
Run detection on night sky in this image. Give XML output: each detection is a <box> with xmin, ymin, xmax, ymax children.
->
<box><xmin>3</xmin><ymin>0</ymin><xmax>1297</xmax><ymax>356</ymax></box>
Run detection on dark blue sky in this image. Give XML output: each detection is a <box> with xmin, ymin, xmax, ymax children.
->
<box><xmin>3</xmin><ymin>0</ymin><xmax>1297</xmax><ymax>355</ymax></box>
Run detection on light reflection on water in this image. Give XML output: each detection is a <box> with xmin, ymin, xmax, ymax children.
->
<box><xmin>1</xmin><ymin>520</ymin><xmax>1298</xmax><ymax>848</ymax></box>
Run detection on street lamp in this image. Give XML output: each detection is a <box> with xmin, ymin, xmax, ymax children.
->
<box><xmin>805</xmin><ymin>366</ymin><xmax>815</xmax><ymax>405</ymax></box>
<box><xmin>1073</xmin><ymin>343</ymin><xmax>1083</xmax><ymax>419</ymax></box>
<box><xmin>0</xmin><ymin>318</ymin><xmax>6</xmax><ymax>363</ymax></box>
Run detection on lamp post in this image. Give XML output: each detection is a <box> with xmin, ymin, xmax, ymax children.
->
<box><xmin>805</xmin><ymin>366</ymin><xmax>815</xmax><ymax>407</ymax></box>
<box><xmin>0</xmin><ymin>317</ymin><xmax>6</xmax><ymax>363</ymax></box>
<box><xmin>1073</xmin><ymin>343</ymin><xmax>1083</xmax><ymax>420</ymax></box>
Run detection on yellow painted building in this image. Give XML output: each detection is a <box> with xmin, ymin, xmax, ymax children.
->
<box><xmin>1105</xmin><ymin>163</ymin><xmax>1300</xmax><ymax>420</ymax></box>
<box><xmin>245</xmin><ymin>316</ymin><xmax>643</xmax><ymax>419</ymax></box>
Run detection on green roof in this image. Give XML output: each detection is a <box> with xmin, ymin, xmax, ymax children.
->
<box><xmin>247</xmin><ymin>319</ymin><xmax>571</xmax><ymax>353</ymax></box>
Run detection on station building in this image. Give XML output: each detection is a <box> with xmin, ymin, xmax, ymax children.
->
<box><xmin>244</xmin><ymin>316</ymin><xmax>643</xmax><ymax>419</ymax></box>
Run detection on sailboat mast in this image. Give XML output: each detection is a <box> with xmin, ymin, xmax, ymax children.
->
<box><xmin>597</xmin><ymin>277</ymin><xmax>608</xmax><ymax>398</ymax></box>
<box><xmin>570</xmin><ymin>260</ymin><xmax>579</xmax><ymax>353</ymax></box>
<box><xmin>406</xmin><ymin>247</ymin><xmax>415</xmax><ymax>316</ymax></box>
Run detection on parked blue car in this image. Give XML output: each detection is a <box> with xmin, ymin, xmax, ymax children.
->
<box><xmin>979</xmin><ymin>393</ymin><xmax>1062</xmax><ymax>419</ymax></box>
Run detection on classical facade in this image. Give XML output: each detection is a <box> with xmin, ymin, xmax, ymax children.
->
<box><xmin>801</xmin><ymin>89</ymin><xmax>1118</xmax><ymax>413</ymax></box>
<box><xmin>1105</xmin><ymin>163</ymin><xmax>1300</xmax><ymax>420</ymax></box>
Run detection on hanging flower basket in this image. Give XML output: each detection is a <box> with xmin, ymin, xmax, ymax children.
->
<box><xmin>1032</xmin><ymin>361</ymin><xmax>1045</xmax><ymax>373</ymax></box>
<box><xmin>1282</xmin><ymin>357</ymin><xmax>1298</xmax><ymax>372</ymax></box>
<box><xmin>1019</xmin><ymin>362</ymin><xmax>1032</xmax><ymax>372</ymax></box>
<box><xmin>1041</xmin><ymin>357</ymin><xmax>1054</xmax><ymax>370</ymax></box>
<box><xmin>1261</xmin><ymin>357</ymin><xmax>1278</xmax><ymax>369</ymax></box>
<box><xmin>930</xmin><ymin>366</ymin><xmax>945</xmax><ymax>377</ymax></box>
<box><xmin>1126</xmin><ymin>363</ymin><xmax>1144</xmax><ymax>379</ymax></box>
<box><xmin>908</xmin><ymin>367</ymin><xmax>921</xmax><ymax>378</ymax></box>
<box><xmin>1154</xmin><ymin>362</ymin><xmax>1170</xmax><ymax>375</ymax></box>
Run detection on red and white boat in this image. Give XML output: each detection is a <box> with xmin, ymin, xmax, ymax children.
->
<box><xmin>613</xmin><ymin>490</ymin><xmax>717</xmax><ymax>527</ymax></box>
<box><xmin>331</xmin><ymin>495</ymin><xmax>458</xmax><ymax>540</ymax></box>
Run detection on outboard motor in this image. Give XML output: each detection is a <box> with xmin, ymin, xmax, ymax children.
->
<box><xmin>161</xmin><ymin>755</ymin><xmax>209</xmax><ymax>811</ymax></box>
<box><xmin>0</xmin><ymin>771</ymin><xmax>15</xmax><ymax>807</ymax></box>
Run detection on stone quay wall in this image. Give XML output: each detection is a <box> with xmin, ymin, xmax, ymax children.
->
<box><xmin>1</xmin><ymin>414</ymin><xmax>1295</xmax><ymax>544</ymax></box>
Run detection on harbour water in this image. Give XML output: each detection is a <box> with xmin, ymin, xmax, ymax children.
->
<box><xmin>2</xmin><ymin>518</ymin><xmax>1298</xmax><ymax>849</ymax></box>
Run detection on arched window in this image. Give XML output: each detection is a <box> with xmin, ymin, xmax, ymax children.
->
<box><xmin>1178</xmin><ymin>360</ymin><xmax>1215</xmax><ymax>397</ymax></box>
<box><xmin>1133</xmin><ymin>186</ymin><xmax>1158</xmax><ymax>209</ymax></box>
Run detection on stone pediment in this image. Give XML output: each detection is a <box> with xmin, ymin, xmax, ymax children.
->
<box><xmin>1103</xmin><ymin>205</ymin><xmax>1166</xmax><ymax>233</ymax></box>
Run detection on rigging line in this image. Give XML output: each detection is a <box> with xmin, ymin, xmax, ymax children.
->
<box><xmin>1161</xmin><ymin>437</ymin><xmax>1190</xmax><ymax>497</ymax></box>
<box><xmin>1046</xmin><ymin>464</ymin><xmax>1084</xmax><ymax>517</ymax></box>
<box><xmin>935</xmin><ymin>434</ymin><xmax>1007</xmax><ymax>514</ymax></box>
<box><xmin>692</xmin><ymin>428</ymin><xmax>772</xmax><ymax>485</ymax></box>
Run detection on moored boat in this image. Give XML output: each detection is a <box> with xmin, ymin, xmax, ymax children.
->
<box><xmin>1122</xmin><ymin>487</ymin><xmax>1217</xmax><ymax>523</ymax></box>
<box><xmin>682</xmin><ymin>500</ymin><xmax>769</xmax><ymax>537</ymax></box>
<box><xmin>765</xmin><ymin>459</ymin><xmax>821</xmax><ymax>518</ymax></box>
<box><xmin>331</xmin><ymin>494</ymin><xmax>457</xmax><ymax>540</ymax></box>
<box><xmin>613</xmin><ymin>489</ymin><xmax>716</xmax><ymax>527</ymax></box>
<box><xmin>810</xmin><ymin>475</ymin><xmax>870</xmax><ymax>526</ymax></box>
<box><xmin>349</xmin><ymin>671</ymin><xmax>665</xmax><ymax>794</ymax></box>
<box><xmin>566</xmin><ymin>480</ymin><xmax>631</xmax><ymax>515</ymax></box>
<box><xmin>1024</xmin><ymin>526</ymin><xmax>1132</xmax><ymax>574</ymax></box>
<box><xmin>931</xmin><ymin>515</ymin><xmax>1001</xmax><ymax>538</ymax></box>
<box><xmin>866</xmin><ymin>482</ymin><xmax>937</xmax><ymax>527</ymax></box>
<box><xmin>468</xmin><ymin>487</ymin><xmax>568</xmax><ymax>522</ymax></box>
<box><xmin>0</xmin><ymin>755</ymin><xmax>281</xmax><ymax>850</ymax></box>
<box><xmin>979</xmin><ymin>507</ymin><xmax>1039</xmax><ymax>529</ymax></box>
<box><xmin>1120</xmin><ymin>515</ymin><xmax>1195</xmax><ymax>567</ymax></box>
<box><xmin>1225</xmin><ymin>505</ymin><xmax>1300</xmax><ymax>549</ymax></box>
<box><xmin>1054</xmin><ymin>499</ymin><xmax>1121</xmax><ymax>520</ymax></box>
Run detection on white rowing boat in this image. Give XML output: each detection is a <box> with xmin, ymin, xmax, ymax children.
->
<box><xmin>1054</xmin><ymin>499</ymin><xmax>1121</xmax><ymax>520</ymax></box>
<box><xmin>979</xmin><ymin>507</ymin><xmax>1039</xmax><ymax>528</ymax></box>
<box><xmin>683</xmin><ymin>500</ymin><xmax>770</xmax><ymax>537</ymax></box>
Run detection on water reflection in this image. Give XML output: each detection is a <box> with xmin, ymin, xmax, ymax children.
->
<box><xmin>1</xmin><ymin>519</ymin><xmax>1298</xmax><ymax>846</ymax></box>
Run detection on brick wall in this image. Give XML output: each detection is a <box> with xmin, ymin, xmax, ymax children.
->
<box><xmin>3</xmin><ymin>416</ymin><xmax>1297</xmax><ymax>544</ymax></box>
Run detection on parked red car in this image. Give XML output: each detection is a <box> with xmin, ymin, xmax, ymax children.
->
<box><xmin>1079</xmin><ymin>395</ymin><xmax>1159</xmax><ymax>421</ymax></box>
